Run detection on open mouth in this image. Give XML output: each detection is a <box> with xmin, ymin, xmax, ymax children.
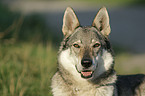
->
<box><xmin>75</xmin><ymin>65</ymin><xmax>94</xmax><ymax>79</ymax></box>
<box><xmin>80</xmin><ymin>70</ymin><xmax>93</xmax><ymax>79</ymax></box>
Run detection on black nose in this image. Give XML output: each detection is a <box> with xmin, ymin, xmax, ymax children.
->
<box><xmin>81</xmin><ymin>59</ymin><xmax>92</xmax><ymax>68</ymax></box>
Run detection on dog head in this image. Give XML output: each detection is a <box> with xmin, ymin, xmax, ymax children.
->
<box><xmin>58</xmin><ymin>7</ymin><xmax>114</xmax><ymax>80</ymax></box>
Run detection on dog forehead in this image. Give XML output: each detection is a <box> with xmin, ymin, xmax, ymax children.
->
<box><xmin>69</xmin><ymin>27</ymin><xmax>101</xmax><ymax>43</ymax></box>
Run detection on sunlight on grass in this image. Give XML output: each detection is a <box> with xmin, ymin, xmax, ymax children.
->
<box><xmin>0</xmin><ymin>43</ymin><xmax>145</xmax><ymax>96</ymax></box>
<box><xmin>115</xmin><ymin>53</ymin><xmax>131</xmax><ymax>74</ymax></box>
<box><xmin>115</xmin><ymin>53</ymin><xmax>145</xmax><ymax>75</ymax></box>
<box><xmin>0</xmin><ymin>43</ymin><xmax>57</xmax><ymax>96</ymax></box>
<box><xmin>0</xmin><ymin>2</ymin><xmax>144</xmax><ymax>95</ymax></box>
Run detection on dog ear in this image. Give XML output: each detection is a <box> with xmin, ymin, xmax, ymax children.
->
<box><xmin>62</xmin><ymin>7</ymin><xmax>80</xmax><ymax>37</ymax></box>
<box><xmin>92</xmin><ymin>7</ymin><xmax>111</xmax><ymax>37</ymax></box>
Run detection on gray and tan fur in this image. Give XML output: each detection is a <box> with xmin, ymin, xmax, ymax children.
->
<box><xmin>51</xmin><ymin>7</ymin><xmax>145</xmax><ymax>96</ymax></box>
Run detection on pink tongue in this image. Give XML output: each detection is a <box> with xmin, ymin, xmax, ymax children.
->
<box><xmin>81</xmin><ymin>71</ymin><xmax>92</xmax><ymax>76</ymax></box>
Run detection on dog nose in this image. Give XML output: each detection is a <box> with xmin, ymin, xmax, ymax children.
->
<box><xmin>81</xmin><ymin>59</ymin><xmax>92</xmax><ymax>68</ymax></box>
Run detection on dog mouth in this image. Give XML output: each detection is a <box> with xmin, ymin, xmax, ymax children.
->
<box><xmin>80</xmin><ymin>70</ymin><xmax>93</xmax><ymax>79</ymax></box>
<box><xmin>75</xmin><ymin>65</ymin><xmax>94</xmax><ymax>79</ymax></box>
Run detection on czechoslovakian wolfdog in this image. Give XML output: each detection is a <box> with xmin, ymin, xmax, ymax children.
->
<box><xmin>51</xmin><ymin>7</ymin><xmax>145</xmax><ymax>96</ymax></box>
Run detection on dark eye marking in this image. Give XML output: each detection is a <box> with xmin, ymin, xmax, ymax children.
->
<box><xmin>93</xmin><ymin>43</ymin><xmax>101</xmax><ymax>48</ymax></box>
<box><xmin>73</xmin><ymin>44</ymin><xmax>80</xmax><ymax>48</ymax></box>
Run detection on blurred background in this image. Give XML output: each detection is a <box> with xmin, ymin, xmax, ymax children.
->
<box><xmin>0</xmin><ymin>0</ymin><xmax>145</xmax><ymax>96</ymax></box>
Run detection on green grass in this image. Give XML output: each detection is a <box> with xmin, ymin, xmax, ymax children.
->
<box><xmin>0</xmin><ymin>42</ymin><xmax>144</xmax><ymax>96</ymax></box>
<box><xmin>74</xmin><ymin>0</ymin><xmax>145</xmax><ymax>6</ymax></box>
<box><xmin>0</xmin><ymin>1</ymin><xmax>144</xmax><ymax>95</ymax></box>
<box><xmin>0</xmin><ymin>3</ymin><xmax>58</xmax><ymax>95</ymax></box>
<box><xmin>0</xmin><ymin>43</ymin><xmax>57</xmax><ymax>96</ymax></box>
<box><xmin>115</xmin><ymin>53</ymin><xmax>145</xmax><ymax>75</ymax></box>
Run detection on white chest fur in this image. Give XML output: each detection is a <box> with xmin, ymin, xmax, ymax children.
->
<box><xmin>72</xmin><ymin>85</ymin><xmax>114</xmax><ymax>96</ymax></box>
<box><xmin>51</xmin><ymin>72</ymin><xmax>115</xmax><ymax>96</ymax></box>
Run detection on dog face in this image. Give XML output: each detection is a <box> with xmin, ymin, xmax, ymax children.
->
<box><xmin>65</xmin><ymin>27</ymin><xmax>105</xmax><ymax>79</ymax></box>
<box><xmin>59</xmin><ymin>7</ymin><xmax>113</xmax><ymax>80</ymax></box>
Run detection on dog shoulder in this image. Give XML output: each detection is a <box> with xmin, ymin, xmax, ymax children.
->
<box><xmin>116</xmin><ymin>74</ymin><xmax>145</xmax><ymax>96</ymax></box>
<box><xmin>51</xmin><ymin>72</ymin><xmax>73</xmax><ymax>96</ymax></box>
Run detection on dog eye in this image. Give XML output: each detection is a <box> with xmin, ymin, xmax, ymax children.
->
<box><xmin>73</xmin><ymin>44</ymin><xmax>80</xmax><ymax>48</ymax></box>
<box><xmin>93</xmin><ymin>43</ymin><xmax>100</xmax><ymax>48</ymax></box>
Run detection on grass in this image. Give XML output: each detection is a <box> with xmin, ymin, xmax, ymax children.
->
<box><xmin>0</xmin><ymin>3</ymin><xmax>58</xmax><ymax>95</ymax></box>
<box><xmin>0</xmin><ymin>42</ymin><xmax>144</xmax><ymax>96</ymax></box>
<box><xmin>72</xmin><ymin>0</ymin><xmax>145</xmax><ymax>6</ymax></box>
<box><xmin>0</xmin><ymin>1</ymin><xmax>144</xmax><ymax>95</ymax></box>
<box><xmin>115</xmin><ymin>53</ymin><xmax>145</xmax><ymax>75</ymax></box>
<box><xmin>0</xmin><ymin>43</ymin><xmax>57</xmax><ymax>96</ymax></box>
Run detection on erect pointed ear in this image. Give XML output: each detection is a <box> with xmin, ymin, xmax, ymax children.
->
<box><xmin>62</xmin><ymin>7</ymin><xmax>80</xmax><ymax>37</ymax></box>
<box><xmin>92</xmin><ymin>7</ymin><xmax>111</xmax><ymax>37</ymax></box>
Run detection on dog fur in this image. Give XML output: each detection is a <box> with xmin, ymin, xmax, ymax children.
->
<box><xmin>51</xmin><ymin>7</ymin><xmax>145</xmax><ymax>96</ymax></box>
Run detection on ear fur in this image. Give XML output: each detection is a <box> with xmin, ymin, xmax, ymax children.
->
<box><xmin>62</xmin><ymin>7</ymin><xmax>80</xmax><ymax>37</ymax></box>
<box><xmin>92</xmin><ymin>7</ymin><xmax>111</xmax><ymax>36</ymax></box>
